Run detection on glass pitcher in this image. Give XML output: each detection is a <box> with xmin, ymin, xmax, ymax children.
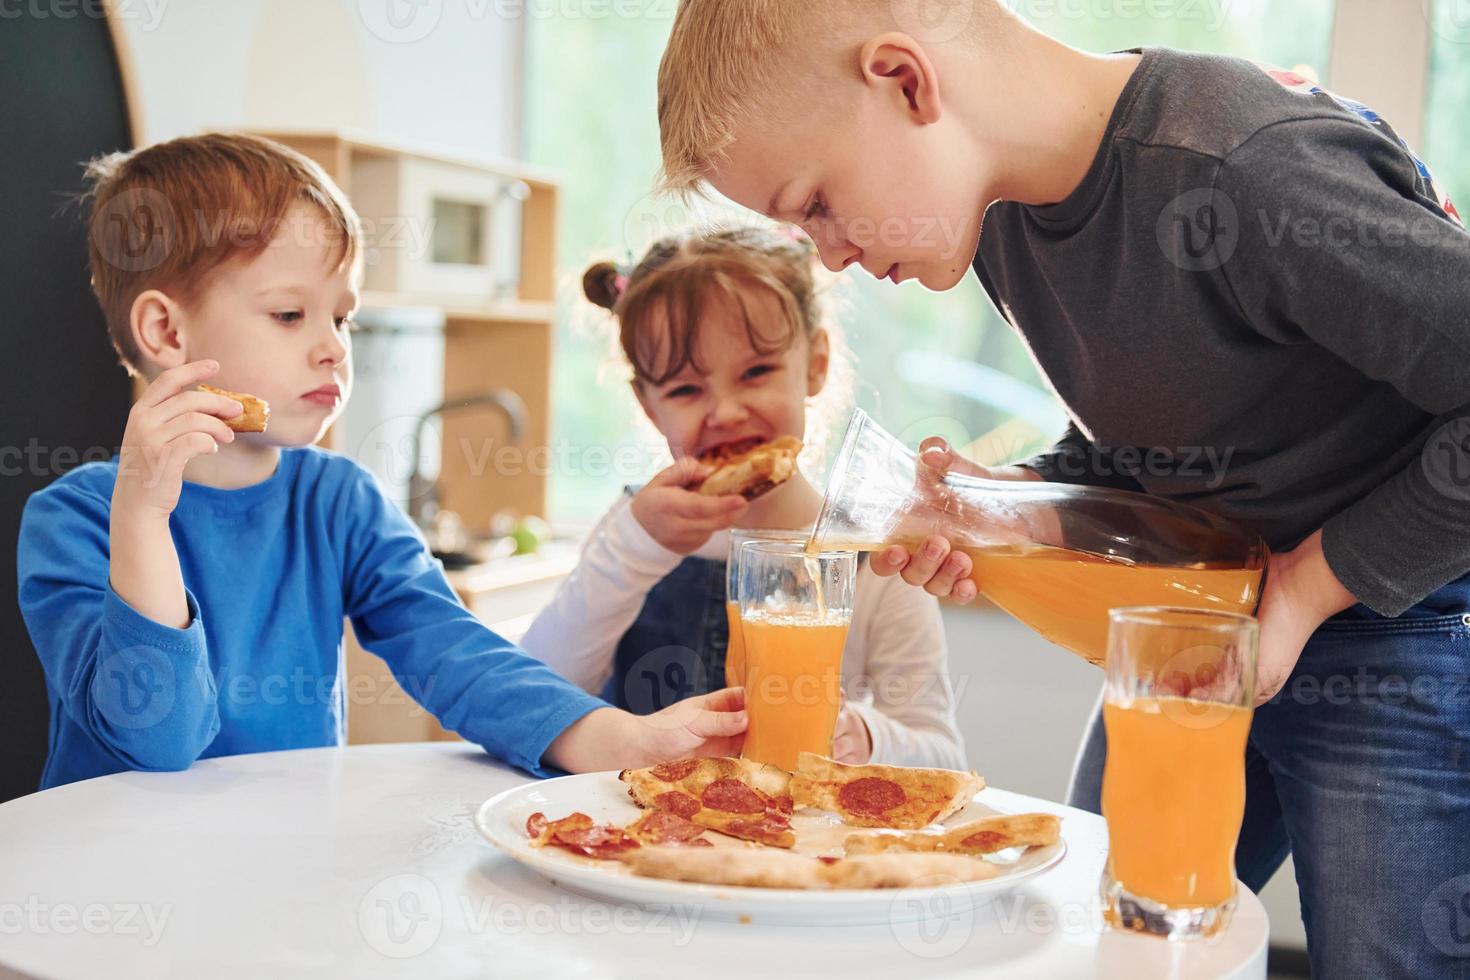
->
<box><xmin>807</xmin><ymin>410</ymin><xmax>1268</xmax><ymax>666</ymax></box>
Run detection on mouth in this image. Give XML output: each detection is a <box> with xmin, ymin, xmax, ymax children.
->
<box><xmin>301</xmin><ymin>383</ymin><xmax>342</xmax><ymax>408</ymax></box>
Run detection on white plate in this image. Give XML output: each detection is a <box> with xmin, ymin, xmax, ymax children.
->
<box><xmin>475</xmin><ymin>771</ymin><xmax>1067</xmax><ymax>926</ymax></box>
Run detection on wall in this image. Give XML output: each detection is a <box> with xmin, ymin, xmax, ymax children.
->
<box><xmin>112</xmin><ymin>0</ymin><xmax>524</xmax><ymax>157</ymax></box>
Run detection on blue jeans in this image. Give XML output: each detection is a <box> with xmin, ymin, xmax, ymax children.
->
<box><xmin>1068</xmin><ymin>576</ymin><xmax>1470</xmax><ymax>979</ymax></box>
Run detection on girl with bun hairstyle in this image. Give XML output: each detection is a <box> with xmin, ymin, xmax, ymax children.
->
<box><xmin>520</xmin><ymin>226</ymin><xmax>965</xmax><ymax>767</ymax></box>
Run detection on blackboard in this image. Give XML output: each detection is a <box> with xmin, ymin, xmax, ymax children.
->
<box><xmin>0</xmin><ymin>8</ymin><xmax>135</xmax><ymax>801</ymax></box>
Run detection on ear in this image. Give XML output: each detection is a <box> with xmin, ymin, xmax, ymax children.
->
<box><xmin>858</xmin><ymin>32</ymin><xmax>942</xmax><ymax>125</ymax></box>
<box><xmin>129</xmin><ymin>289</ymin><xmax>188</xmax><ymax>371</ymax></box>
<box><xmin>806</xmin><ymin>329</ymin><xmax>831</xmax><ymax>397</ymax></box>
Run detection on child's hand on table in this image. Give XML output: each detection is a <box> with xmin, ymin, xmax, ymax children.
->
<box><xmin>543</xmin><ymin>687</ymin><xmax>747</xmax><ymax>773</ymax></box>
<box><xmin>631</xmin><ymin>457</ymin><xmax>748</xmax><ymax>555</ymax></box>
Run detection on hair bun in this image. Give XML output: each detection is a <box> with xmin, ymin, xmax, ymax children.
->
<box><xmin>583</xmin><ymin>261</ymin><xmax>623</xmax><ymax>310</ymax></box>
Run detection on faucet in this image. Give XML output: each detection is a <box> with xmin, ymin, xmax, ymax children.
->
<box><xmin>407</xmin><ymin>389</ymin><xmax>529</xmax><ymax>531</ymax></box>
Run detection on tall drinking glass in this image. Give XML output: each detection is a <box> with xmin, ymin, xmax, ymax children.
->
<box><xmin>725</xmin><ymin>528</ymin><xmax>812</xmax><ymax>689</ymax></box>
<box><xmin>1100</xmin><ymin>606</ymin><xmax>1259</xmax><ymax>940</ymax></box>
<box><xmin>736</xmin><ymin>541</ymin><xmax>856</xmax><ymax>771</ymax></box>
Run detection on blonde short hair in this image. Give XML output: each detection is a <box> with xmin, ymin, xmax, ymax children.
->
<box><xmin>657</xmin><ymin>0</ymin><xmax>996</xmax><ymax>195</ymax></box>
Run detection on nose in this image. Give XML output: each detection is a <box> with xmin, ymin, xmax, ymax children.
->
<box><xmin>708</xmin><ymin>392</ymin><xmax>750</xmax><ymax>428</ymax></box>
<box><xmin>313</xmin><ymin>317</ymin><xmax>349</xmax><ymax>368</ymax></box>
<box><xmin>811</xmin><ymin>229</ymin><xmax>860</xmax><ymax>274</ymax></box>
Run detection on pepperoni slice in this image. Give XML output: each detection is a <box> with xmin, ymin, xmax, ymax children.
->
<box><xmin>526</xmin><ymin>812</ymin><xmax>549</xmax><ymax>838</ymax></box>
<box><xmin>701</xmin><ymin>778</ymin><xmax>768</xmax><ymax>814</ymax></box>
<box><xmin>654</xmin><ymin>791</ymin><xmax>702</xmax><ymax>820</ymax></box>
<box><xmin>651</xmin><ymin>759</ymin><xmax>701</xmax><ymax>783</ymax></box>
<box><xmin>635</xmin><ymin>811</ymin><xmax>708</xmax><ymax>845</ymax></box>
<box><xmin>775</xmin><ymin>795</ymin><xmax>794</xmax><ymax>814</ymax></box>
<box><xmin>817</xmin><ymin>856</ymin><xmax>841</xmax><ymax>866</ymax></box>
<box><xmin>554</xmin><ymin>822</ymin><xmax>639</xmax><ymax>859</ymax></box>
<box><xmin>837</xmin><ymin>778</ymin><xmax>906</xmax><ymax>817</ymax></box>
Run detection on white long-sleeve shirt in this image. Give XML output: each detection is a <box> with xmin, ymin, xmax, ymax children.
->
<box><xmin>520</xmin><ymin>496</ymin><xmax>966</xmax><ymax>768</ymax></box>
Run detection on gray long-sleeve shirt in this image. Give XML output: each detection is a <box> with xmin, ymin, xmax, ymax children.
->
<box><xmin>975</xmin><ymin>48</ymin><xmax>1469</xmax><ymax>617</ymax></box>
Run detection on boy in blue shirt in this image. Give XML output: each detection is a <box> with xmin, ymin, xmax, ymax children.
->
<box><xmin>18</xmin><ymin>132</ymin><xmax>746</xmax><ymax>790</ymax></box>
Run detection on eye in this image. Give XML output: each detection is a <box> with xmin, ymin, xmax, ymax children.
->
<box><xmin>802</xmin><ymin>194</ymin><xmax>828</xmax><ymax>223</ymax></box>
<box><xmin>335</xmin><ymin>316</ymin><xmax>356</xmax><ymax>332</ymax></box>
<box><xmin>665</xmin><ymin>383</ymin><xmax>701</xmax><ymax>399</ymax></box>
<box><xmin>743</xmin><ymin>363</ymin><xmax>779</xmax><ymax>381</ymax></box>
<box><xmin>272</xmin><ymin>310</ymin><xmax>304</xmax><ymax>325</ymax></box>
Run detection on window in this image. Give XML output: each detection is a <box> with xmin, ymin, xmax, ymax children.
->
<box><xmin>525</xmin><ymin>4</ymin><xmax>1337</xmax><ymax>524</ymax></box>
<box><xmin>1423</xmin><ymin>1</ymin><xmax>1470</xmax><ymax>206</ymax></box>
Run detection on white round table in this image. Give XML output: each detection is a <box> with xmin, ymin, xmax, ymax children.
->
<box><xmin>0</xmin><ymin>743</ymin><xmax>1268</xmax><ymax>979</ymax></box>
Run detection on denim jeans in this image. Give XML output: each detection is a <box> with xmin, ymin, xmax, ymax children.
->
<box><xmin>1068</xmin><ymin>576</ymin><xmax>1470</xmax><ymax>979</ymax></box>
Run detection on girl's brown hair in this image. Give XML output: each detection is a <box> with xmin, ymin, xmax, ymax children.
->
<box><xmin>583</xmin><ymin>226</ymin><xmax>826</xmax><ymax>387</ymax></box>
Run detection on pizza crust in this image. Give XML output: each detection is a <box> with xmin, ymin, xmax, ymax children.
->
<box><xmin>790</xmin><ymin>752</ymin><xmax>985</xmax><ymax>830</ymax></box>
<box><xmin>695</xmin><ymin>436</ymin><xmax>801</xmax><ymax>500</ymax></box>
<box><xmin>843</xmin><ymin>813</ymin><xmax>1061</xmax><ymax>856</ymax></box>
<box><xmin>199</xmin><ymin>384</ymin><xmax>270</xmax><ymax>433</ymax></box>
<box><xmin>621</xmin><ymin>846</ymin><xmax>1001</xmax><ymax>890</ymax></box>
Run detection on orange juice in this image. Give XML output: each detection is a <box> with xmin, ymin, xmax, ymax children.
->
<box><xmin>724</xmin><ymin>600</ymin><xmax>745</xmax><ymax>689</ymax></box>
<box><xmin>964</xmin><ymin>545</ymin><xmax>1262</xmax><ymax>666</ymax></box>
<box><xmin>1101</xmin><ymin>697</ymin><xmax>1252</xmax><ymax>908</ymax></box>
<box><xmin>741</xmin><ymin>613</ymin><xmax>848</xmax><ymax>771</ymax></box>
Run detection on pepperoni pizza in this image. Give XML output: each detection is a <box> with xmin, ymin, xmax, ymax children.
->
<box><xmin>789</xmin><ymin>753</ymin><xmax>985</xmax><ymax>830</ymax></box>
<box><xmin>619</xmin><ymin>757</ymin><xmax>796</xmax><ymax>848</ymax></box>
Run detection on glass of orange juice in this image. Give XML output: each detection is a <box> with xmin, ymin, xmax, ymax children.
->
<box><xmin>736</xmin><ymin>541</ymin><xmax>856</xmax><ymax>771</ymax></box>
<box><xmin>1101</xmin><ymin>606</ymin><xmax>1259</xmax><ymax>940</ymax></box>
<box><xmin>725</xmin><ymin>528</ymin><xmax>811</xmax><ymax>689</ymax></box>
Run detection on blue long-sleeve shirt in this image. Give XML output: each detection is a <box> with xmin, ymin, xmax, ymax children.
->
<box><xmin>17</xmin><ymin>446</ymin><xmax>605</xmax><ymax>790</ymax></box>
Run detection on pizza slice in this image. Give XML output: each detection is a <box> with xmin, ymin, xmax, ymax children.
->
<box><xmin>619</xmin><ymin>757</ymin><xmax>796</xmax><ymax>848</ymax></box>
<box><xmin>198</xmin><ymin>384</ymin><xmax>270</xmax><ymax>433</ymax></box>
<box><xmin>789</xmin><ymin>753</ymin><xmax>985</xmax><ymax>830</ymax></box>
<box><xmin>696</xmin><ymin>436</ymin><xmax>801</xmax><ymax>500</ymax></box>
<box><xmin>843</xmin><ymin>812</ymin><xmax>1061</xmax><ymax>857</ymax></box>
<box><xmin>622</xmin><ymin>846</ymin><xmax>1001</xmax><ymax>890</ymax></box>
